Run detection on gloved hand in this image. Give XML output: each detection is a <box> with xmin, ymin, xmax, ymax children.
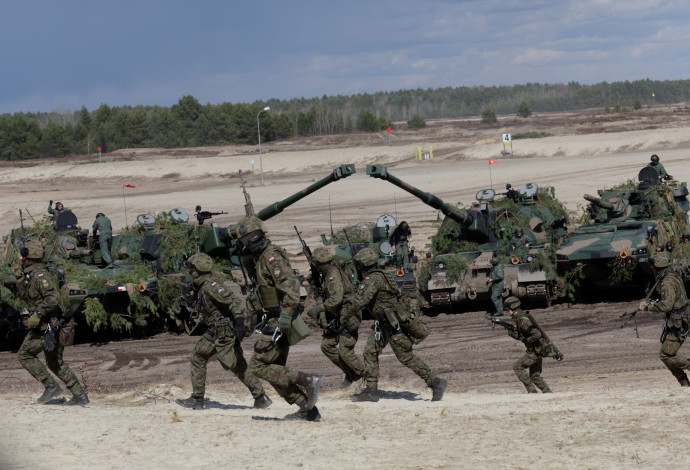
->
<box><xmin>307</xmin><ymin>306</ymin><xmax>323</xmax><ymax>320</ymax></box>
<box><xmin>28</xmin><ymin>313</ymin><xmax>41</xmax><ymax>328</ymax></box>
<box><xmin>639</xmin><ymin>300</ymin><xmax>648</xmax><ymax>311</ymax></box>
<box><xmin>49</xmin><ymin>200</ymin><xmax>53</xmax><ymax>205</ymax></box>
<box><xmin>233</xmin><ymin>316</ymin><xmax>246</xmax><ymax>339</ymax></box>
<box><xmin>278</xmin><ymin>313</ymin><xmax>292</xmax><ymax>333</ymax></box>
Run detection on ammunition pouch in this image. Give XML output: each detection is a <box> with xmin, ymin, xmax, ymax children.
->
<box><xmin>58</xmin><ymin>318</ymin><xmax>75</xmax><ymax>347</ymax></box>
<box><xmin>400</xmin><ymin>312</ymin><xmax>430</xmax><ymax>343</ymax></box>
<box><xmin>204</xmin><ymin>327</ymin><xmax>219</xmax><ymax>340</ymax></box>
<box><xmin>287</xmin><ymin>304</ymin><xmax>311</xmax><ymax>346</ymax></box>
<box><xmin>257</xmin><ymin>286</ymin><xmax>280</xmax><ymax>309</ymax></box>
<box><xmin>341</xmin><ymin>314</ymin><xmax>361</xmax><ymax>334</ymax></box>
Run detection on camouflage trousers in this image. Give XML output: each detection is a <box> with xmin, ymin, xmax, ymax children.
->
<box><xmin>99</xmin><ymin>233</ymin><xmax>113</xmax><ymax>264</ymax></box>
<box><xmin>250</xmin><ymin>334</ymin><xmax>307</xmax><ymax>406</ymax></box>
<box><xmin>18</xmin><ymin>330</ymin><xmax>83</xmax><ymax>394</ymax></box>
<box><xmin>659</xmin><ymin>334</ymin><xmax>690</xmax><ymax>384</ymax></box>
<box><xmin>513</xmin><ymin>350</ymin><xmax>551</xmax><ymax>392</ymax></box>
<box><xmin>189</xmin><ymin>333</ymin><xmax>264</xmax><ymax>400</ymax></box>
<box><xmin>321</xmin><ymin>330</ymin><xmax>363</xmax><ymax>379</ymax></box>
<box><xmin>362</xmin><ymin>327</ymin><xmax>435</xmax><ymax>390</ymax></box>
<box><xmin>395</xmin><ymin>240</ymin><xmax>410</xmax><ymax>267</ymax></box>
<box><xmin>490</xmin><ymin>281</ymin><xmax>504</xmax><ymax>314</ymax></box>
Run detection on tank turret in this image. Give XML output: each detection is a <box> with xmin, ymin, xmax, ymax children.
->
<box><xmin>256</xmin><ymin>164</ymin><xmax>356</xmax><ymax>220</ymax></box>
<box><xmin>366</xmin><ymin>164</ymin><xmax>473</xmax><ymax>225</ymax></box>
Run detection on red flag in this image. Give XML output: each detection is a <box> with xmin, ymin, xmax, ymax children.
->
<box><xmin>489</xmin><ymin>159</ymin><xmax>498</xmax><ymax>165</ymax></box>
<box><xmin>123</xmin><ymin>184</ymin><xmax>135</xmax><ymax>188</ymax></box>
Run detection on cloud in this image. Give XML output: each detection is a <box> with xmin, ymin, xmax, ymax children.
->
<box><xmin>513</xmin><ymin>48</ymin><xmax>565</xmax><ymax>65</ymax></box>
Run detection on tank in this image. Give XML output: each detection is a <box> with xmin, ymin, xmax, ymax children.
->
<box><xmin>366</xmin><ymin>164</ymin><xmax>570</xmax><ymax>311</ymax></box>
<box><xmin>556</xmin><ymin>166</ymin><xmax>690</xmax><ymax>294</ymax></box>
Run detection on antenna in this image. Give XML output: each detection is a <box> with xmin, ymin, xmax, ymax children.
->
<box><xmin>329</xmin><ymin>195</ymin><xmax>335</xmax><ymax>239</ymax></box>
<box><xmin>240</xmin><ymin>170</ymin><xmax>255</xmax><ymax>217</ymax></box>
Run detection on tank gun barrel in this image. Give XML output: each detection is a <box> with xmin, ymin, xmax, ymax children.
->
<box><xmin>256</xmin><ymin>164</ymin><xmax>356</xmax><ymax>221</ymax></box>
<box><xmin>366</xmin><ymin>164</ymin><xmax>473</xmax><ymax>224</ymax></box>
<box><xmin>584</xmin><ymin>193</ymin><xmax>615</xmax><ymax>211</ymax></box>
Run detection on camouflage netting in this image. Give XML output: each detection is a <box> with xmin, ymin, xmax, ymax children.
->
<box><xmin>417</xmin><ymin>254</ymin><xmax>469</xmax><ymax>292</ymax></box>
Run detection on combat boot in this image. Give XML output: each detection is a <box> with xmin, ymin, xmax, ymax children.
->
<box><xmin>176</xmin><ymin>396</ymin><xmax>204</xmax><ymax>410</ymax></box>
<box><xmin>65</xmin><ymin>391</ymin><xmax>90</xmax><ymax>406</ymax></box>
<box><xmin>284</xmin><ymin>405</ymin><xmax>321</xmax><ymax>422</ymax></box>
<box><xmin>351</xmin><ymin>387</ymin><xmax>379</xmax><ymax>402</ymax></box>
<box><xmin>296</xmin><ymin>372</ymin><xmax>324</xmax><ymax>410</ymax></box>
<box><xmin>431</xmin><ymin>377</ymin><xmax>448</xmax><ymax>402</ymax></box>
<box><xmin>679</xmin><ymin>379</ymin><xmax>690</xmax><ymax>387</ymax></box>
<box><xmin>339</xmin><ymin>373</ymin><xmax>361</xmax><ymax>389</ymax></box>
<box><xmin>253</xmin><ymin>393</ymin><xmax>272</xmax><ymax>409</ymax></box>
<box><xmin>526</xmin><ymin>384</ymin><xmax>539</xmax><ymax>393</ymax></box>
<box><xmin>37</xmin><ymin>383</ymin><xmax>63</xmax><ymax>404</ymax></box>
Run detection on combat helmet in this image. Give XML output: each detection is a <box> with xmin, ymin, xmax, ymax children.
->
<box><xmin>515</xmin><ymin>227</ymin><xmax>524</xmax><ymax>235</ymax></box>
<box><xmin>235</xmin><ymin>216</ymin><xmax>266</xmax><ymax>240</ymax></box>
<box><xmin>490</xmin><ymin>258</ymin><xmax>499</xmax><ymax>266</ymax></box>
<box><xmin>186</xmin><ymin>253</ymin><xmax>213</xmax><ymax>273</ymax></box>
<box><xmin>354</xmin><ymin>247</ymin><xmax>378</xmax><ymax>268</ymax></box>
<box><xmin>650</xmin><ymin>154</ymin><xmax>660</xmax><ymax>163</ymax></box>
<box><xmin>312</xmin><ymin>247</ymin><xmax>332</xmax><ymax>264</ymax></box>
<box><xmin>503</xmin><ymin>295</ymin><xmax>521</xmax><ymax>310</ymax></box>
<box><xmin>21</xmin><ymin>239</ymin><xmax>44</xmax><ymax>260</ymax></box>
<box><xmin>651</xmin><ymin>251</ymin><xmax>670</xmax><ymax>268</ymax></box>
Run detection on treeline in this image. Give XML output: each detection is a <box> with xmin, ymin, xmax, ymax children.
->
<box><xmin>1</xmin><ymin>78</ymin><xmax>689</xmax><ymax>161</ymax></box>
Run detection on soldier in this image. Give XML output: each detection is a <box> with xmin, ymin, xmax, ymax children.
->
<box><xmin>647</xmin><ymin>154</ymin><xmax>672</xmax><ymax>180</ymax></box>
<box><xmin>487</xmin><ymin>258</ymin><xmax>504</xmax><ymax>316</ymax></box>
<box><xmin>176</xmin><ymin>253</ymin><xmax>272</xmax><ymax>410</ymax></box>
<box><xmin>92</xmin><ymin>213</ymin><xmax>114</xmax><ymax>268</ymax></box>
<box><xmin>509</xmin><ymin>227</ymin><xmax>530</xmax><ymax>251</ymax></box>
<box><xmin>503</xmin><ymin>296</ymin><xmax>558</xmax><ymax>393</ymax></box>
<box><xmin>306</xmin><ymin>247</ymin><xmax>363</xmax><ymax>388</ymax></box>
<box><xmin>343</xmin><ymin>247</ymin><xmax>447</xmax><ymax>402</ymax></box>
<box><xmin>236</xmin><ymin>216</ymin><xmax>324</xmax><ymax>421</ymax></box>
<box><xmin>389</xmin><ymin>221</ymin><xmax>412</xmax><ymax>267</ymax></box>
<box><xmin>47</xmin><ymin>200</ymin><xmax>69</xmax><ymax>220</ymax></box>
<box><xmin>638</xmin><ymin>252</ymin><xmax>690</xmax><ymax>386</ymax></box>
<box><xmin>666</xmin><ymin>241</ymin><xmax>674</xmax><ymax>253</ymax></box>
<box><xmin>16</xmin><ymin>240</ymin><xmax>89</xmax><ymax>405</ymax></box>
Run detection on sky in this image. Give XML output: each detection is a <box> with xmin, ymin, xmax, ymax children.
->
<box><xmin>1</xmin><ymin>0</ymin><xmax>688</xmax><ymax>114</ymax></box>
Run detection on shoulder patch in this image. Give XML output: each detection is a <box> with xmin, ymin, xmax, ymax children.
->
<box><xmin>329</xmin><ymin>276</ymin><xmax>334</xmax><ymax>281</ymax></box>
<box><xmin>364</xmin><ymin>276</ymin><xmax>369</xmax><ymax>281</ymax></box>
<box><xmin>38</xmin><ymin>273</ymin><xmax>44</xmax><ymax>278</ymax></box>
<box><xmin>211</xmin><ymin>281</ymin><xmax>218</xmax><ymax>287</ymax></box>
<box><xmin>41</xmin><ymin>279</ymin><xmax>50</xmax><ymax>288</ymax></box>
<box><xmin>268</xmin><ymin>256</ymin><xmax>276</xmax><ymax>264</ymax></box>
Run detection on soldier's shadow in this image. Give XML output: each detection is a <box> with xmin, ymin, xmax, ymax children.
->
<box><xmin>374</xmin><ymin>389</ymin><xmax>420</xmax><ymax>401</ymax></box>
<box><xmin>204</xmin><ymin>400</ymin><xmax>253</xmax><ymax>410</ymax></box>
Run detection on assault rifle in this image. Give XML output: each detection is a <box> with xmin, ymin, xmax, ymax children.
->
<box><xmin>239</xmin><ymin>170</ymin><xmax>255</xmax><ymax>217</ymax></box>
<box><xmin>19</xmin><ymin>209</ymin><xmax>26</xmax><ymax>250</ymax></box>
<box><xmin>491</xmin><ymin>317</ymin><xmax>516</xmax><ymax>332</ymax></box>
<box><xmin>195</xmin><ymin>205</ymin><xmax>228</xmax><ymax>225</ymax></box>
<box><xmin>343</xmin><ymin>229</ymin><xmax>363</xmax><ymax>281</ymax></box>
<box><xmin>294</xmin><ymin>225</ymin><xmax>321</xmax><ymax>297</ymax></box>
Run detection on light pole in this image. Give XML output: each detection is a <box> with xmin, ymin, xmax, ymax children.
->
<box><xmin>257</xmin><ymin>106</ymin><xmax>270</xmax><ymax>185</ymax></box>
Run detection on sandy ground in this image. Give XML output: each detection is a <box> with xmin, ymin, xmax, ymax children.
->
<box><xmin>2</xmin><ymin>106</ymin><xmax>690</xmax><ymax>469</ymax></box>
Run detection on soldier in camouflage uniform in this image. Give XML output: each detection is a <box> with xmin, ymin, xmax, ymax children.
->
<box><xmin>92</xmin><ymin>212</ymin><xmax>114</xmax><ymax>268</ymax></box>
<box><xmin>487</xmin><ymin>258</ymin><xmax>504</xmax><ymax>316</ymax></box>
<box><xmin>647</xmin><ymin>154</ymin><xmax>672</xmax><ymax>180</ymax></box>
<box><xmin>389</xmin><ymin>221</ymin><xmax>412</xmax><ymax>267</ymax></box>
<box><xmin>343</xmin><ymin>247</ymin><xmax>447</xmax><ymax>402</ymax></box>
<box><xmin>639</xmin><ymin>252</ymin><xmax>690</xmax><ymax>386</ymax></box>
<box><xmin>16</xmin><ymin>240</ymin><xmax>89</xmax><ymax>405</ymax></box>
<box><xmin>176</xmin><ymin>253</ymin><xmax>271</xmax><ymax>410</ymax></box>
<box><xmin>306</xmin><ymin>247</ymin><xmax>363</xmax><ymax>388</ymax></box>
<box><xmin>509</xmin><ymin>227</ymin><xmax>531</xmax><ymax>252</ymax></box>
<box><xmin>47</xmin><ymin>200</ymin><xmax>70</xmax><ymax>221</ymax></box>
<box><xmin>503</xmin><ymin>296</ymin><xmax>557</xmax><ymax>393</ymax></box>
<box><xmin>236</xmin><ymin>216</ymin><xmax>324</xmax><ymax>421</ymax></box>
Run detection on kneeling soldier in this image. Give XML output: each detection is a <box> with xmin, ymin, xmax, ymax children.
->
<box><xmin>17</xmin><ymin>240</ymin><xmax>89</xmax><ymax>405</ymax></box>
<box><xmin>503</xmin><ymin>296</ymin><xmax>561</xmax><ymax>393</ymax></box>
<box><xmin>342</xmin><ymin>247</ymin><xmax>447</xmax><ymax>402</ymax></box>
<box><xmin>176</xmin><ymin>253</ymin><xmax>272</xmax><ymax>410</ymax></box>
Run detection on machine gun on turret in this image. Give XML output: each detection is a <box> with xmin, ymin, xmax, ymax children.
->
<box><xmin>195</xmin><ymin>205</ymin><xmax>228</xmax><ymax>225</ymax></box>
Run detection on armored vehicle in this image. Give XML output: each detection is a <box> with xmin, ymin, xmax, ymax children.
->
<box><xmin>366</xmin><ymin>164</ymin><xmax>570</xmax><ymax>312</ymax></box>
<box><xmin>556</xmin><ymin>166</ymin><xmax>690</xmax><ymax>293</ymax></box>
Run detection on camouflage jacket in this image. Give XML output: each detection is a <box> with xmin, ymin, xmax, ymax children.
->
<box><xmin>489</xmin><ymin>265</ymin><xmax>504</xmax><ymax>285</ymax></box>
<box><xmin>319</xmin><ymin>262</ymin><xmax>354</xmax><ymax>314</ymax></box>
<box><xmin>195</xmin><ymin>274</ymin><xmax>242</xmax><ymax>327</ymax></box>
<box><xmin>648</xmin><ymin>270</ymin><xmax>688</xmax><ymax>315</ymax></box>
<box><xmin>17</xmin><ymin>262</ymin><xmax>60</xmax><ymax>319</ymax></box>
<box><xmin>389</xmin><ymin>227</ymin><xmax>411</xmax><ymax>246</ymax></box>
<box><xmin>508</xmin><ymin>310</ymin><xmax>543</xmax><ymax>351</ymax></box>
<box><xmin>343</xmin><ymin>269</ymin><xmax>403</xmax><ymax>328</ymax></box>
<box><xmin>92</xmin><ymin>215</ymin><xmax>113</xmax><ymax>236</ymax></box>
<box><xmin>47</xmin><ymin>204</ymin><xmax>70</xmax><ymax>219</ymax></box>
<box><xmin>244</xmin><ymin>243</ymin><xmax>301</xmax><ymax>317</ymax></box>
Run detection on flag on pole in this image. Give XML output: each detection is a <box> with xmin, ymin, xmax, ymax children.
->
<box><xmin>123</xmin><ymin>184</ymin><xmax>135</xmax><ymax>188</ymax></box>
<box><xmin>489</xmin><ymin>159</ymin><xmax>498</xmax><ymax>165</ymax></box>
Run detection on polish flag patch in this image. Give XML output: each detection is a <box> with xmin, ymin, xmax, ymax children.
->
<box><xmin>268</xmin><ymin>256</ymin><xmax>276</xmax><ymax>263</ymax></box>
<box><xmin>38</xmin><ymin>273</ymin><xmax>44</xmax><ymax>278</ymax></box>
<box><xmin>329</xmin><ymin>276</ymin><xmax>334</xmax><ymax>281</ymax></box>
<box><xmin>364</xmin><ymin>276</ymin><xmax>370</xmax><ymax>281</ymax></box>
<box><xmin>211</xmin><ymin>282</ymin><xmax>218</xmax><ymax>287</ymax></box>
<box><xmin>117</xmin><ymin>286</ymin><xmax>126</xmax><ymax>292</ymax></box>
